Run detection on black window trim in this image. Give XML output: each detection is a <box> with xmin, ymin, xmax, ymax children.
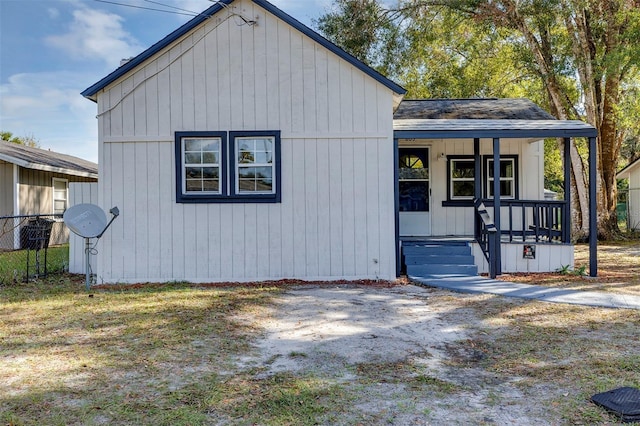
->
<box><xmin>175</xmin><ymin>130</ymin><xmax>281</xmax><ymax>204</ymax></box>
<box><xmin>442</xmin><ymin>154</ymin><xmax>519</xmax><ymax>207</ymax></box>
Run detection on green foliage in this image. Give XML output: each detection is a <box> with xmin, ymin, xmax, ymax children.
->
<box><xmin>1</xmin><ymin>130</ymin><xmax>40</xmax><ymax>148</ymax></box>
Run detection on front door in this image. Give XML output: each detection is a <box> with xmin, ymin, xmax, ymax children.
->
<box><xmin>399</xmin><ymin>147</ymin><xmax>431</xmax><ymax>236</ymax></box>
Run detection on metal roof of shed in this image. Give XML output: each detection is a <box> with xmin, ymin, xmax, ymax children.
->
<box><xmin>0</xmin><ymin>141</ymin><xmax>98</xmax><ymax>178</ymax></box>
<box><xmin>393</xmin><ymin>99</ymin><xmax>597</xmax><ymax>139</ymax></box>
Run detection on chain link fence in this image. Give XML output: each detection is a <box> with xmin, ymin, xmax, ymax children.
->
<box><xmin>0</xmin><ymin>214</ymin><xmax>69</xmax><ymax>283</ymax></box>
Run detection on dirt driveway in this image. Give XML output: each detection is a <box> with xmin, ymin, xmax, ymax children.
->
<box><xmin>238</xmin><ymin>284</ymin><xmax>568</xmax><ymax>425</ymax></box>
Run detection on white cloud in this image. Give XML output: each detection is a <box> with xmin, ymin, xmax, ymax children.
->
<box><xmin>0</xmin><ymin>72</ymin><xmax>98</xmax><ymax>162</ymax></box>
<box><xmin>45</xmin><ymin>7</ymin><xmax>144</xmax><ymax>68</ymax></box>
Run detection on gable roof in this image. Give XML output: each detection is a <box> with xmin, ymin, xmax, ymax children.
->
<box><xmin>81</xmin><ymin>0</ymin><xmax>406</xmax><ymax>101</ymax></box>
<box><xmin>393</xmin><ymin>98</ymin><xmax>598</xmax><ymax>139</ymax></box>
<box><xmin>617</xmin><ymin>157</ymin><xmax>640</xmax><ymax>179</ymax></box>
<box><xmin>0</xmin><ymin>141</ymin><xmax>98</xmax><ymax>178</ymax></box>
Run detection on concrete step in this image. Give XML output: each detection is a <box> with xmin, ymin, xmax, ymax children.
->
<box><xmin>402</xmin><ymin>244</ymin><xmax>471</xmax><ymax>256</ymax></box>
<box><xmin>407</xmin><ymin>263</ymin><xmax>478</xmax><ymax>276</ymax></box>
<box><xmin>404</xmin><ymin>254</ymin><xmax>475</xmax><ymax>265</ymax></box>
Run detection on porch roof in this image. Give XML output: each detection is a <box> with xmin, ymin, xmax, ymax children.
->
<box><xmin>393</xmin><ymin>99</ymin><xmax>597</xmax><ymax>139</ymax></box>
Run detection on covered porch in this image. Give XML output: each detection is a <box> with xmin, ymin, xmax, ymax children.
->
<box><xmin>393</xmin><ymin>99</ymin><xmax>598</xmax><ymax>278</ymax></box>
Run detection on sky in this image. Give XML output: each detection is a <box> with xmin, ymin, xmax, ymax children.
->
<box><xmin>0</xmin><ymin>0</ymin><xmax>332</xmax><ymax>163</ymax></box>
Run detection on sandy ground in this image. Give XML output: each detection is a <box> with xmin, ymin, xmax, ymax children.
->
<box><xmin>238</xmin><ymin>284</ymin><xmax>557</xmax><ymax>425</ymax></box>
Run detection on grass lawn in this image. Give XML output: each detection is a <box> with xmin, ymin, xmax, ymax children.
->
<box><xmin>1</xmin><ymin>240</ymin><xmax>639</xmax><ymax>425</ymax></box>
<box><xmin>499</xmin><ymin>241</ymin><xmax>640</xmax><ymax>296</ymax></box>
<box><xmin>0</xmin><ymin>245</ymin><xmax>69</xmax><ymax>284</ymax></box>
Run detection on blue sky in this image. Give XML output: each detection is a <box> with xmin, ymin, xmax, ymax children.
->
<box><xmin>0</xmin><ymin>0</ymin><xmax>332</xmax><ymax>163</ymax></box>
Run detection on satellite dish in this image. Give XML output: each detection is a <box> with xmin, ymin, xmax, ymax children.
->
<box><xmin>64</xmin><ymin>203</ymin><xmax>120</xmax><ymax>291</ymax></box>
<box><xmin>64</xmin><ymin>204</ymin><xmax>108</xmax><ymax>238</ymax></box>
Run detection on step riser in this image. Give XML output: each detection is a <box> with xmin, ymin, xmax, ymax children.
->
<box><xmin>404</xmin><ymin>255</ymin><xmax>475</xmax><ymax>265</ymax></box>
<box><xmin>407</xmin><ymin>264</ymin><xmax>478</xmax><ymax>276</ymax></box>
<box><xmin>402</xmin><ymin>246</ymin><xmax>471</xmax><ymax>256</ymax></box>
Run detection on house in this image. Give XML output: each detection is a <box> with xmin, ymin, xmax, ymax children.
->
<box><xmin>0</xmin><ymin>140</ymin><xmax>98</xmax><ymax>249</ymax></box>
<box><xmin>617</xmin><ymin>157</ymin><xmax>640</xmax><ymax>231</ymax></box>
<box><xmin>81</xmin><ymin>0</ymin><xmax>598</xmax><ymax>284</ymax></box>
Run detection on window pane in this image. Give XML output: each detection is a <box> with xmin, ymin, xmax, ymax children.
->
<box><xmin>202</xmin><ymin>152</ymin><xmax>218</xmax><ymax>164</ymax></box>
<box><xmin>202</xmin><ymin>180</ymin><xmax>219</xmax><ymax>192</ymax></box>
<box><xmin>399</xmin><ymin>168</ymin><xmax>429</xmax><ymax>180</ymax></box>
<box><xmin>399</xmin><ymin>182</ymin><xmax>429</xmax><ymax>212</ymax></box>
<box><xmin>185</xmin><ymin>152</ymin><xmax>202</xmax><ymax>164</ymax></box>
<box><xmin>399</xmin><ymin>153</ymin><xmax>429</xmax><ymax>180</ymax></box>
<box><xmin>452</xmin><ymin>161</ymin><xmax>474</xmax><ymax>179</ymax></box>
<box><xmin>501</xmin><ymin>161</ymin><xmax>513</xmax><ymax>178</ymax></box>
<box><xmin>186</xmin><ymin>167</ymin><xmax>202</xmax><ymax>178</ymax></box>
<box><xmin>54</xmin><ymin>200</ymin><xmax>66</xmax><ymax>213</ymax></box>
<box><xmin>237</xmin><ymin>138</ymin><xmax>274</xmax><ymax>165</ymax></box>
<box><xmin>453</xmin><ymin>181</ymin><xmax>475</xmax><ymax>198</ymax></box>
<box><xmin>489</xmin><ymin>181</ymin><xmax>514</xmax><ymax>197</ymax></box>
<box><xmin>54</xmin><ymin>180</ymin><xmax>67</xmax><ymax>190</ymax></box>
<box><xmin>186</xmin><ymin>180</ymin><xmax>202</xmax><ymax>192</ymax></box>
<box><xmin>488</xmin><ymin>159</ymin><xmax>514</xmax><ymax>178</ymax></box>
<box><xmin>185</xmin><ymin>139</ymin><xmax>203</xmax><ymax>151</ymax></box>
<box><xmin>202</xmin><ymin>167</ymin><xmax>219</xmax><ymax>179</ymax></box>
<box><xmin>238</xmin><ymin>167</ymin><xmax>273</xmax><ymax>193</ymax></box>
<box><xmin>202</xmin><ymin>140</ymin><xmax>219</xmax><ymax>152</ymax></box>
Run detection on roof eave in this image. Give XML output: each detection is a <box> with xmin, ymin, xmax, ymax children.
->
<box><xmin>0</xmin><ymin>153</ymin><xmax>98</xmax><ymax>179</ymax></box>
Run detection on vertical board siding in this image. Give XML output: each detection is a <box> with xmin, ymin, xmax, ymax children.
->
<box><xmin>95</xmin><ymin>0</ymin><xmax>396</xmax><ymax>283</ymax></box>
<box><xmin>68</xmin><ymin>182</ymin><xmax>98</xmax><ymax>273</ymax></box>
<box><xmin>0</xmin><ymin>161</ymin><xmax>14</xmax><ymax>216</ymax></box>
<box><xmin>402</xmin><ymin>137</ymin><xmax>543</xmax><ymax>237</ymax></box>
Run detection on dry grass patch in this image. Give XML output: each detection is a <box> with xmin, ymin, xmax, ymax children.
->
<box><xmin>439</xmin><ymin>294</ymin><xmax>640</xmax><ymax>424</ymax></box>
<box><xmin>499</xmin><ymin>241</ymin><xmax>640</xmax><ymax>296</ymax></box>
<box><xmin>0</xmin><ymin>276</ymin><xmax>280</xmax><ymax>425</ymax></box>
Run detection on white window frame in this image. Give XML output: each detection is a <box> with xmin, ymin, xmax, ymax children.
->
<box><xmin>52</xmin><ymin>178</ymin><xmax>68</xmax><ymax>216</ymax></box>
<box><xmin>486</xmin><ymin>157</ymin><xmax>516</xmax><ymax>199</ymax></box>
<box><xmin>233</xmin><ymin>136</ymin><xmax>276</xmax><ymax>195</ymax></box>
<box><xmin>181</xmin><ymin>136</ymin><xmax>222</xmax><ymax>195</ymax></box>
<box><xmin>449</xmin><ymin>158</ymin><xmax>475</xmax><ymax>200</ymax></box>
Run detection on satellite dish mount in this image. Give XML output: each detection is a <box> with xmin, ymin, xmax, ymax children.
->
<box><xmin>63</xmin><ymin>204</ymin><xmax>120</xmax><ymax>291</ymax></box>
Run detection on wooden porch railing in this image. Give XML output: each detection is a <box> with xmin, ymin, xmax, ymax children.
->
<box><xmin>477</xmin><ymin>199</ymin><xmax>569</xmax><ymax>244</ymax></box>
<box><xmin>474</xmin><ymin>199</ymin><xmax>499</xmax><ymax>278</ymax></box>
<box><xmin>474</xmin><ymin>199</ymin><xmax>568</xmax><ymax>278</ymax></box>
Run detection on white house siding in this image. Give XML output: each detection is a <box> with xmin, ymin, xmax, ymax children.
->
<box><xmin>472</xmin><ymin>242</ymin><xmax>574</xmax><ymax>273</ymax></box>
<box><xmin>628</xmin><ymin>167</ymin><xmax>640</xmax><ymax>230</ymax></box>
<box><xmin>399</xmin><ymin>137</ymin><xmax>543</xmax><ymax>236</ymax></box>
<box><xmin>94</xmin><ymin>0</ymin><xmax>396</xmax><ymax>283</ymax></box>
<box><xmin>68</xmin><ymin>182</ymin><xmax>99</xmax><ymax>274</ymax></box>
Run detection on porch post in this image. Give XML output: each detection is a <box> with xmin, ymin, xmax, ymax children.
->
<box><xmin>493</xmin><ymin>137</ymin><xmax>502</xmax><ymax>275</ymax></box>
<box><xmin>394</xmin><ymin>137</ymin><xmax>401</xmax><ymax>277</ymax></box>
<box><xmin>474</xmin><ymin>138</ymin><xmax>481</xmax><ymax>237</ymax></box>
<box><xmin>588</xmin><ymin>136</ymin><xmax>598</xmax><ymax>277</ymax></box>
<box><xmin>563</xmin><ymin>138</ymin><xmax>571</xmax><ymax>243</ymax></box>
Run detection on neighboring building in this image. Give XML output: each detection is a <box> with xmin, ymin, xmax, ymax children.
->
<box><xmin>0</xmin><ymin>141</ymin><xmax>98</xmax><ymax>249</ymax></box>
<box><xmin>617</xmin><ymin>157</ymin><xmax>640</xmax><ymax>231</ymax></box>
<box><xmin>81</xmin><ymin>0</ymin><xmax>597</xmax><ymax>284</ymax></box>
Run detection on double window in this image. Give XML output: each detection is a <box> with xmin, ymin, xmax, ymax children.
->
<box><xmin>446</xmin><ymin>155</ymin><xmax>518</xmax><ymax>203</ymax></box>
<box><xmin>176</xmin><ymin>131</ymin><xmax>281</xmax><ymax>203</ymax></box>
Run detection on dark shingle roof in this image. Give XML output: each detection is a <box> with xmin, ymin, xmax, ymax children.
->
<box><xmin>394</xmin><ymin>98</ymin><xmax>557</xmax><ymax>120</ymax></box>
<box><xmin>0</xmin><ymin>141</ymin><xmax>98</xmax><ymax>178</ymax></box>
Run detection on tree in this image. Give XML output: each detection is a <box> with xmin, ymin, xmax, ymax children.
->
<box><xmin>317</xmin><ymin>0</ymin><xmax>640</xmax><ymax>239</ymax></box>
<box><xmin>1</xmin><ymin>131</ymin><xmax>40</xmax><ymax>148</ymax></box>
